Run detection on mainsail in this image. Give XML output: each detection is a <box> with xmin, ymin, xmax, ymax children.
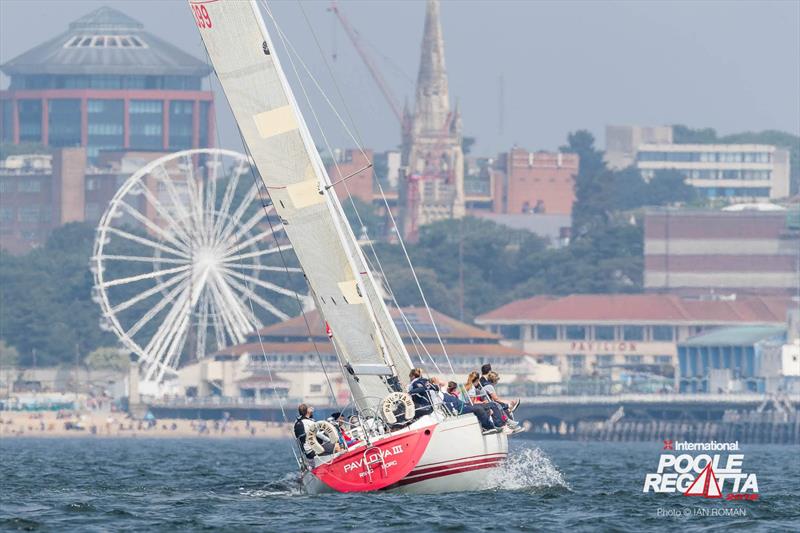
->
<box><xmin>190</xmin><ymin>0</ymin><xmax>413</xmax><ymax>408</ymax></box>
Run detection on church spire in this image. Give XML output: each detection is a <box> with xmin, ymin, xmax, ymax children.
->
<box><xmin>413</xmin><ymin>0</ymin><xmax>450</xmax><ymax>134</ymax></box>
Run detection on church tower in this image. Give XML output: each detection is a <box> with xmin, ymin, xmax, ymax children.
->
<box><xmin>400</xmin><ymin>0</ymin><xmax>464</xmax><ymax>240</ymax></box>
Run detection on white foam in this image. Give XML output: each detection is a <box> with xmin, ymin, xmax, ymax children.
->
<box><xmin>484</xmin><ymin>446</ymin><xmax>570</xmax><ymax>492</ymax></box>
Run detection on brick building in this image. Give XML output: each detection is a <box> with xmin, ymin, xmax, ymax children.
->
<box><xmin>644</xmin><ymin>207</ymin><xmax>800</xmax><ymax>296</ymax></box>
<box><xmin>0</xmin><ymin>7</ymin><xmax>214</xmax><ymax>160</ymax></box>
<box><xmin>493</xmin><ymin>148</ymin><xmax>578</xmax><ymax>215</ymax></box>
<box><xmin>0</xmin><ymin>147</ymin><xmax>165</xmax><ymax>253</ymax></box>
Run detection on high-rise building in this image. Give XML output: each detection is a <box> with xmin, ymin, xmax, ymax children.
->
<box><xmin>0</xmin><ymin>7</ymin><xmax>214</xmax><ymax>160</ymax></box>
<box><xmin>399</xmin><ymin>0</ymin><xmax>464</xmax><ymax>240</ymax></box>
<box><xmin>493</xmin><ymin>148</ymin><xmax>578</xmax><ymax>215</ymax></box>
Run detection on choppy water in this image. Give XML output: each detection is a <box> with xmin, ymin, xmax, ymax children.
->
<box><xmin>1</xmin><ymin>438</ymin><xmax>797</xmax><ymax>531</ymax></box>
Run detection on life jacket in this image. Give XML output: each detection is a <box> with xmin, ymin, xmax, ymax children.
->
<box><xmin>293</xmin><ymin>417</ymin><xmax>305</xmax><ymax>444</ymax></box>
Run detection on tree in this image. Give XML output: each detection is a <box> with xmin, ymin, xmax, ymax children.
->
<box><xmin>561</xmin><ymin>130</ymin><xmax>614</xmax><ymax>239</ymax></box>
<box><xmin>647</xmin><ymin>170</ymin><xmax>698</xmax><ymax>206</ymax></box>
<box><xmin>84</xmin><ymin>347</ymin><xmax>129</xmax><ymax>372</ymax></box>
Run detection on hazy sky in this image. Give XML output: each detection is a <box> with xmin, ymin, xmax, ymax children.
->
<box><xmin>1</xmin><ymin>0</ymin><xmax>798</xmax><ymax>156</ymax></box>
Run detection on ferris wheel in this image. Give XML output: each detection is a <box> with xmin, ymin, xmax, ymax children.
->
<box><xmin>91</xmin><ymin>148</ymin><xmax>308</xmax><ymax>387</ymax></box>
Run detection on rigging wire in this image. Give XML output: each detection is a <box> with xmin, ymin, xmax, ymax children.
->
<box><xmin>270</xmin><ymin>0</ymin><xmax>444</xmax><ymax>374</ymax></box>
<box><xmin>262</xmin><ymin>0</ymin><xmax>405</xmax><ymax>376</ymax></box>
<box><xmin>286</xmin><ymin>0</ymin><xmax>455</xmax><ymax>377</ymax></box>
<box><xmin>196</xmin><ymin>26</ymin><xmax>338</xmax><ymax>428</ymax></box>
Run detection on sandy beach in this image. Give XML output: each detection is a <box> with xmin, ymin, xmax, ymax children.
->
<box><xmin>0</xmin><ymin>411</ymin><xmax>291</xmax><ymax>439</ymax></box>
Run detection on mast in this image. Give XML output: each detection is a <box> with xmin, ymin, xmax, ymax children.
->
<box><xmin>190</xmin><ymin>0</ymin><xmax>412</xmax><ymax>409</ymax></box>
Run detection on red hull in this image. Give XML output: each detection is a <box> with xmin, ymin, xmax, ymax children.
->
<box><xmin>311</xmin><ymin>425</ymin><xmax>436</xmax><ymax>492</ymax></box>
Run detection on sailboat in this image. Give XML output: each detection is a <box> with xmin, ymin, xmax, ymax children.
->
<box><xmin>190</xmin><ymin>0</ymin><xmax>508</xmax><ymax>494</ymax></box>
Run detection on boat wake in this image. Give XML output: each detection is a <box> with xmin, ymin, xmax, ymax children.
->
<box><xmin>238</xmin><ymin>473</ymin><xmax>304</xmax><ymax>498</ymax></box>
<box><xmin>484</xmin><ymin>447</ymin><xmax>570</xmax><ymax>492</ymax></box>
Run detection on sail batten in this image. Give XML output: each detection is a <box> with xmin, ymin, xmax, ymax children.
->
<box><xmin>191</xmin><ymin>0</ymin><xmax>412</xmax><ymax>408</ymax></box>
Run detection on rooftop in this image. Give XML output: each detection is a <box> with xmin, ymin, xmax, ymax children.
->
<box><xmin>1</xmin><ymin>7</ymin><xmax>210</xmax><ymax>77</ymax></box>
<box><xmin>680</xmin><ymin>326</ymin><xmax>786</xmax><ymax>347</ymax></box>
<box><xmin>476</xmin><ymin>294</ymin><xmax>795</xmax><ymax>325</ymax></box>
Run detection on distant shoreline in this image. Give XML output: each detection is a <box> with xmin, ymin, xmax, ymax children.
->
<box><xmin>0</xmin><ymin>411</ymin><xmax>292</xmax><ymax>440</ymax></box>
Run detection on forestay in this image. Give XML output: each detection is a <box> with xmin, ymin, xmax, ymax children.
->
<box><xmin>190</xmin><ymin>0</ymin><xmax>412</xmax><ymax>408</ymax></box>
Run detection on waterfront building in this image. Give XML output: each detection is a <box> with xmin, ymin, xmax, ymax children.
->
<box><xmin>644</xmin><ymin>207</ymin><xmax>800</xmax><ymax>296</ymax></box>
<box><xmin>0</xmin><ymin>7</ymin><xmax>214</xmax><ymax>160</ymax></box>
<box><xmin>677</xmin><ymin>325</ymin><xmax>796</xmax><ymax>394</ymax></box>
<box><xmin>178</xmin><ymin>307</ymin><xmax>559</xmax><ymax>406</ymax></box>
<box><xmin>475</xmin><ymin>294</ymin><xmax>793</xmax><ymax>381</ymax></box>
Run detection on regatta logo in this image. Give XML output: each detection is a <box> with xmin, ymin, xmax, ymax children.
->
<box><xmin>343</xmin><ymin>444</ymin><xmax>405</xmax><ymax>474</ymax></box>
<box><xmin>643</xmin><ymin>441</ymin><xmax>759</xmax><ymax>501</ymax></box>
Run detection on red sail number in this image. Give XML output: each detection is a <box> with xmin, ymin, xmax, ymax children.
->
<box><xmin>192</xmin><ymin>4</ymin><xmax>212</xmax><ymax>29</ymax></box>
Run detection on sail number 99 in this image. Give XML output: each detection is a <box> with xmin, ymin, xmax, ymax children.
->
<box><xmin>192</xmin><ymin>4</ymin><xmax>213</xmax><ymax>29</ymax></box>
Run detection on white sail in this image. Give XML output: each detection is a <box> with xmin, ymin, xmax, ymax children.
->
<box><xmin>190</xmin><ymin>0</ymin><xmax>412</xmax><ymax>408</ymax></box>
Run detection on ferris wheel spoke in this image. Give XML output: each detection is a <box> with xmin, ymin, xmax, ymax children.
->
<box><xmin>220</xmin><ymin>245</ymin><xmax>291</xmax><ymax>263</ymax></box>
<box><xmin>212</xmin><ymin>160</ymin><xmax>244</xmax><ymax>242</ymax></box>
<box><xmin>211</xmin><ymin>270</ymin><xmax>259</xmax><ymax>341</ymax></box>
<box><xmin>135</xmin><ymin>180</ymin><xmax>194</xmax><ymax>245</ymax></box>
<box><xmin>95</xmin><ymin>254</ymin><xmax>189</xmax><ymax>265</ymax></box>
<box><xmin>222</xmin><ymin>227</ymin><xmax>281</xmax><ymax>256</ymax></box>
<box><xmin>207</xmin><ymin>273</ymin><xmax>251</xmax><ymax>344</ymax></box>
<box><xmin>221</xmin><ymin>207</ymin><xmax>266</xmax><ymax>250</ymax></box>
<box><xmin>111</xmin><ymin>270</ymin><xmax>190</xmax><ymax>314</ymax></box>
<box><xmin>195</xmin><ymin>291</ymin><xmax>210</xmax><ymax>361</ymax></box>
<box><xmin>106</xmin><ymin>227</ymin><xmax>190</xmax><ymax>260</ymax></box>
<box><xmin>220</xmin><ymin>267</ymin><xmax>297</xmax><ymax>299</ymax></box>
<box><xmin>156</xmin><ymin>163</ymin><xmax>193</xmax><ymax>225</ymax></box>
<box><xmin>217</xmin><ymin>183</ymin><xmax>260</xmax><ymax>244</ymax></box>
<box><xmin>181</xmin><ymin>155</ymin><xmax>206</xmax><ymax>244</ymax></box>
<box><xmin>223</xmin><ymin>263</ymin><xmax>302</xmax><ymax>273</ymax></box>
<box><xmin>125</xmin><ymin>276</ymin><xmax>191</xmax><ymax>339</ymax></box>
<box><xmin>158</xmin><ymin>312</ymin><xmax>191</xmax><ymax>382</ymax></box>
<box><xmin>221</xmin><ymin>271</ymin><xmax>290</xmax><ymax>321</ymax></box>
<box><xmin>143</xmin><ymin>286</ymin><xmax>192</xmax><ymax>379</ymax></box>
<box><xmin>115</xmin><ymin>200</ymin><xmax>191</xmax><ymax>253</ymax></box>
<box><xmin>100</xmin><ymin>264</ymin><xmax>193</xmax><ymax>289</ymax></box>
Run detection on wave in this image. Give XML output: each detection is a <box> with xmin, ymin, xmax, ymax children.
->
<box><xmin>484</xmin><ymin>447</ymin><xmax>570</xmax><ymax>492</ymax></box>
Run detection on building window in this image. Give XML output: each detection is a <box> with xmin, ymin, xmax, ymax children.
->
<box><xmin>17</xmin><ymin>206</ymin><xmax>40</xmax><ymax>223</ymax></box>
<box><xmin>17</xmin><ymin>180</ymin><xmax>42</xmax><ymax>193</ymax></box>
<box><xmin>625</xmin><ymin>355</ymin><xmax>643</xmax><ymax>364</ymax></box>
<box><xmin>199</xmin><ymin>101</ymin><xmax>211</xmax><ymax>147</ymax></box>
<box><xmin>18</xmin><ymin>100</ymin><xmax>42</xmax><ymax>142</ymax></box>
<box><xmin>84</xmin><ymin>202</ymin><xmax>100</xmax><ymax>221</ymax></box>
<box><xmin>0</xmin><ymin>180</ymin><xmax>13</xmax><ymax>193</ymax></box>
<box><xmin>594</xmin><ymin>326</ymin><xmax>615</xmax><ymax>341</ymax></box>
<box><xmin>169</xmin><ymin>100</ymin><xmax>194</xmax><ymax>150</ymax></box>
<box><xmin>566</xmin><ymin>325</ymin><xmax>586</xmax><ymax>340</ymax></box>
<box><xmin>596</xmin><ymin>354</ymin><xmax>614</xmax><ymax>367</ymax></box>
<box><xmin>652</xmin><ymin>325</ymin><xmax>674</xmax><ymax>341</ymax></box>
<box><xmin>48</xmin><ymin>99</ymin><xmax>82</xmax><ymax>147</ymax></box>
<box><xmin>88</xmin><ymin>99</ymin><xmax>124</xmax><ymax>159</ymax></box>
<box><xmin>567</xmin><ymin>354</ymin><xmax>585</xmax><ymax>374</ymax></box>
<box><xmin>309</xmin><ymin>384</ymin><xmax>322</xmax><ymax>393</ymax></box>
<box><xmin>536</xmin><ymin>325</ymin><xmax>558</xmax><ymax>340</ymax></box>
<box><xmin>1</xmin><ymin>100</ymin><xmax>13</xmax><ymax>142</ymax></box>
<box><xmin>498</xmin><ymin>325</ymin><xmax>521</xmax><ymax>340</ymax></box>
<box><xmin>130</xmin><ymin>100</ymin><xmax>164</xmax><ymax>150</ymax></box>
<box><xmin>0</xmin><ymin>207</ymin><xmax>14</xmax><ymax>223</ymax></box>
<box><xmin>538</xmin><ymin>355</ymin><xmax>557</xmax><ymax>365</ymax></box>
<box><xmin>654</xmin><ymin>355</ymin><xmax>673</xmax><ymax>365</ymax></box>
<box><xmin>623</xmin><ymin>326</ymin><xmax>644</xmax><ymax>341</ymax></box>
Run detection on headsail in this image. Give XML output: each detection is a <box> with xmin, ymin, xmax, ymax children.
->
<box><xmin>190</xmin><ymin>0</ymin><xmax>413</xmax><ymax>408</ymax></box>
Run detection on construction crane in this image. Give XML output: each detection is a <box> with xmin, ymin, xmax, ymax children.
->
<box><xmin>328</xmin><ymin>1</ymin><xmax>403</xmax><ymax>124</ymax></box>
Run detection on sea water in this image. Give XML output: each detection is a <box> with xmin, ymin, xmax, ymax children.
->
<box><xmin>1</xmin><ymin>438</ymin><xmax>797</xmax><ymax>531</ymax></box>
